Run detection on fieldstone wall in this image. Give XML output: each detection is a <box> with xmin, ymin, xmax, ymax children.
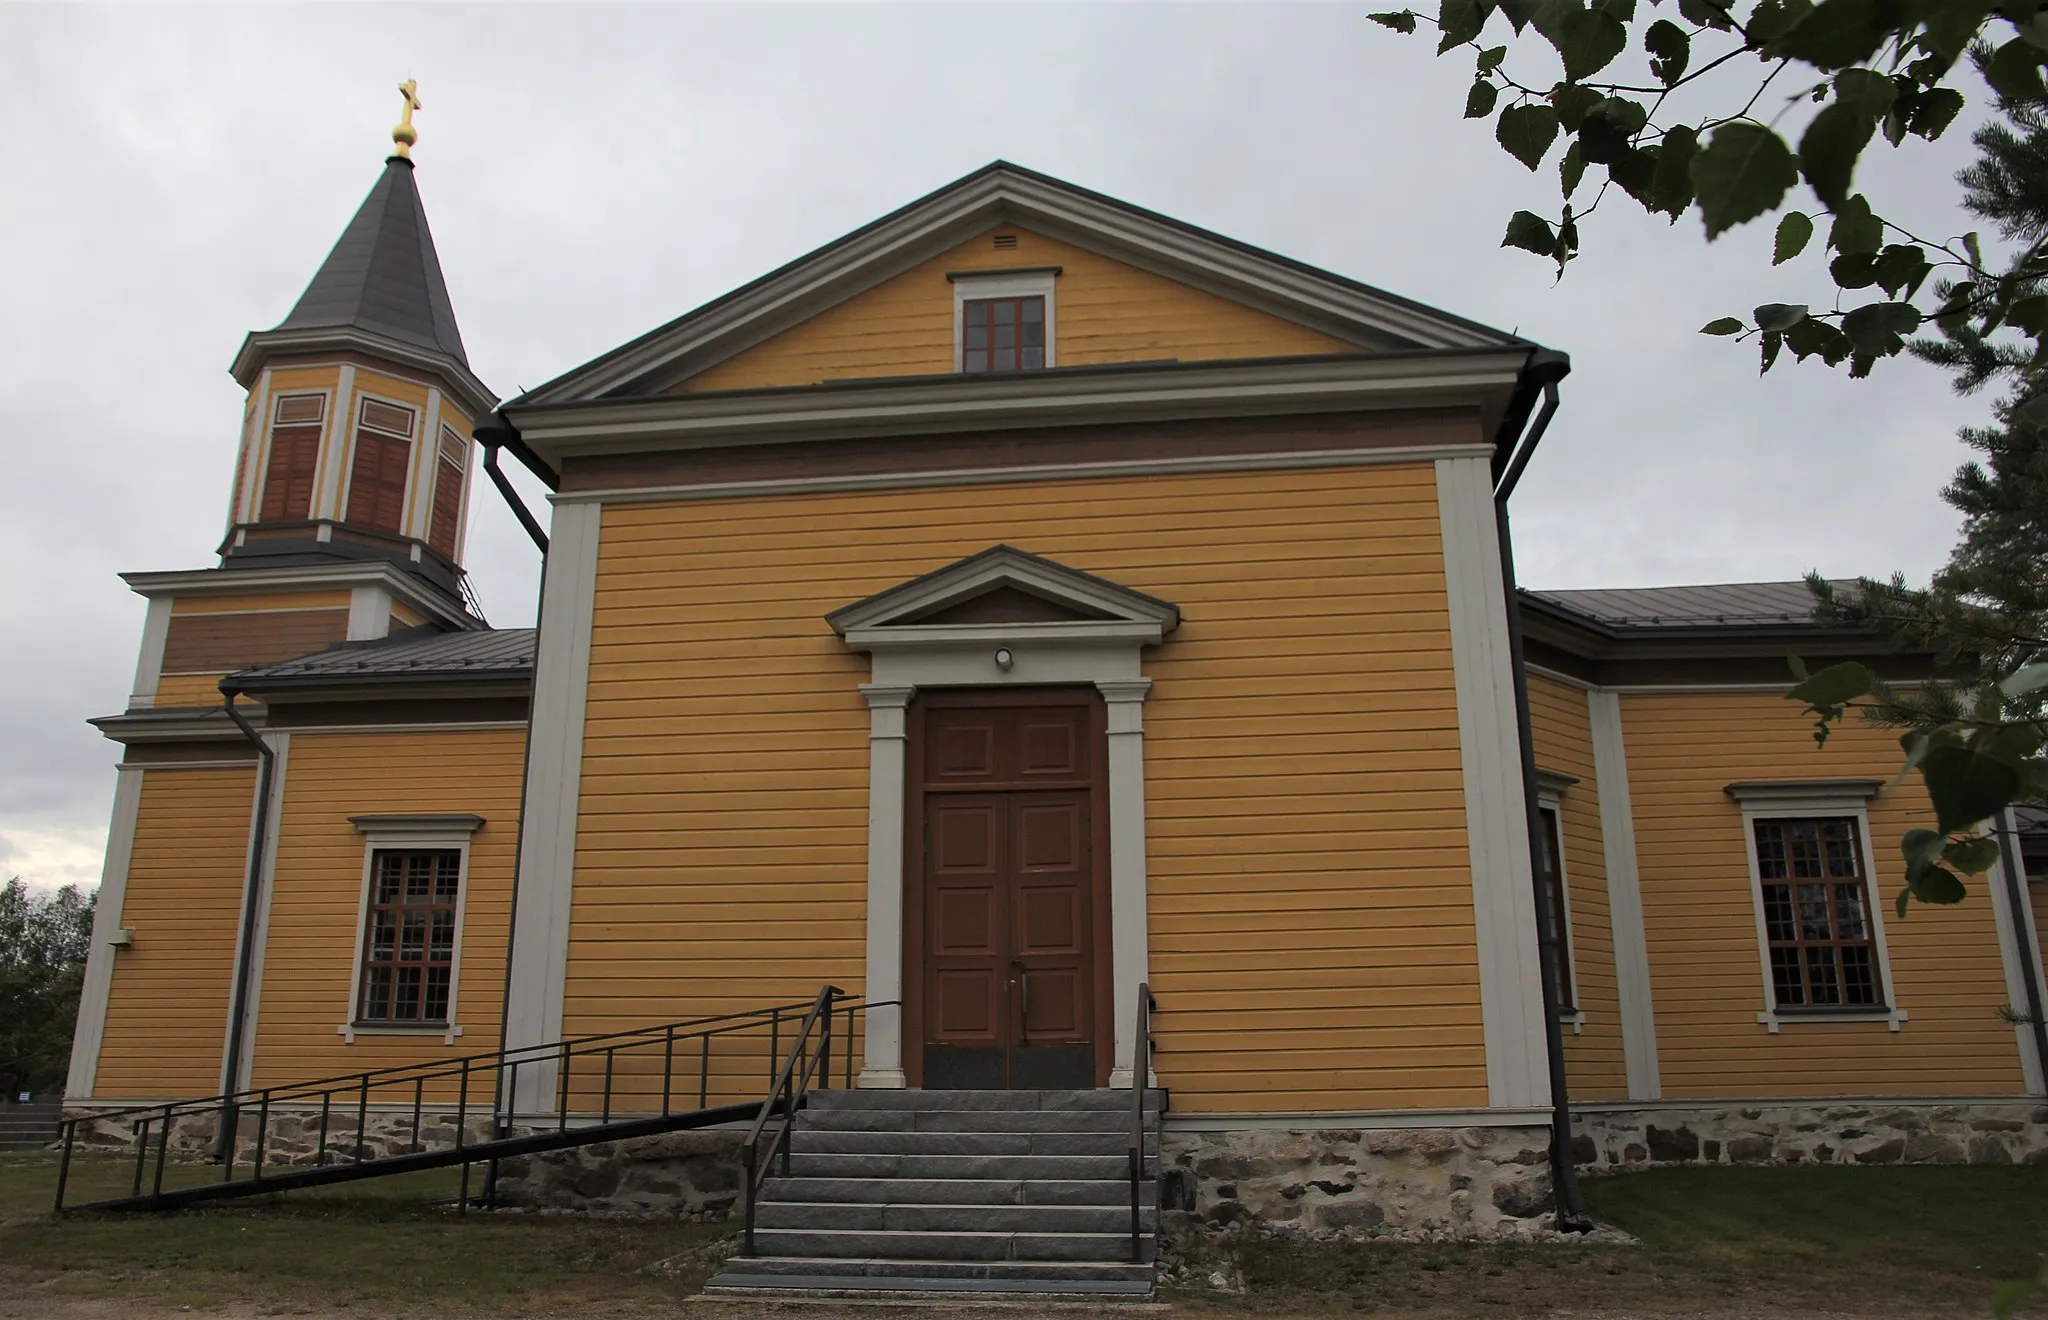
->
<box><xmin>490</xmin><ymin>1129</ymin><xmax>744</xmax><ymax>1216</ymax></box>
<box><xmin>1159</xmin><ymin>1124</ymin><xmax>1560</xmax><ymax>1241</ymax></box>
<box><xmin>61</xmin><ymin>1104</ymin><xmax>497</xmax><ymax>1167</ymax></box>
<box><xmin>1573</xmin><ymin>1100</ymin><xmax>2048</xmax><ymax>1169</ymax></box>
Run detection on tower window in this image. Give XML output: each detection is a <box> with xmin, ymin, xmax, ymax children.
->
<box><xmin>258</xmin><ymin>393</ymin><xmax>326</xmax><ymax>522</ymax></box>
<box><xmin>428</xmin><ymin>424</ymin><xmax>467</xmax><ymax>559</ymax></box>
<box><xmin>961</xmin><ymin>296</ymin><xmax>1046</xmax><ymax>373</ymax></box>
<box><xmin>345</xmin><ymin>397</ymin><xmax>416</xmax><ymax>534</ymax></box>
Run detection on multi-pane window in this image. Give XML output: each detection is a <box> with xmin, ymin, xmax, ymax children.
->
<box><xmin>427</xmin><ymin>424</ymin><xmax>466</xmax><ymax>559</ymax></box>
<box><xmin>345</xmin><ymin>398</ymin><xmax>417</xmax><ymax>533</ymax></box>
<box><xmin>1537</xmin><ymin>806</ymin><xmax>1575</xmax><ymax>1010</ymax></box>
<box><xmin>1753</xmin><ymin>817</ymin><xmax>1884</xmax><ymax>1008</ymax></box>
<box><xmin>357</xmin><ymin>849</ymin><xmax>461</xmax><ymax>1024</ymax></box>
<box><xmin>258</xmin><ymin>394</ymin><xmax>326</xmax><ymax>522</ymax></box>
<box><xmin>961</xmin><ymin>296</ymin><xmax>1046</xmax><ymax>373</ymax></box>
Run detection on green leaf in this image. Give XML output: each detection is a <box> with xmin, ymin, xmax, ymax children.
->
<box><xmin>1901</xmin><ymin>827</ymin><xmax>1947</xmax><ymax>872</ymax></box>
<box><xmin>1941</xmin><ymin>835</ymin><xmax>2003</xmax><ymax>876</ymax></box>
<box><xmin>1700</xmin><ymin>316</ymin><xmax>1745</xmax><ymax>335</ymax></box>
<box><xmin>1609</xmin><ymin>147</ymin><xmax>1660</xmax><ymax>205</ymax></box>
<box><xmin>1649</xmin><ymin>124</ymin><xmax>1697</xmax><ymax>218</ymax></box>
<box><xmin>1986</xmin><ymin>37</ymin><xmax>2048</xmax><ymax>101</ymax></box>
<box><xmin>1772</xmin><ymin>0</ymin><xmax>1886</xmax><ymax>70</ymax></box>
<box><xmin>1753</xmin><ymin>302</ymin><xmax>1810</xmax><ymax>332</ymax></box>
<box><xmin>1784</xmin><ymin>315</ymin><xmax>1851</xmax><ymax>364</ymax></box>
<box><xmin>1560</xmin><ymin>140</ymin><xmax>1587</xmax><ymax>197</ymax></box>
<box><xmin>1871</xmin><ymin>243</ymin><xmax>1932</xmax><ymax>299</ymax></box>
<box><xmin>1676</xmin><ymin>0</ymin><xmax>1733</xmax><ymax>29</ymax></box>
<box><xmin>1549</xmin><ymin>81</ymin><xmax>1602</xmax><ymax>131</ymax></box>
<box><xmin>1830</xmin><ymin>66</ymin><xmax>1897</xmax><ymax>119</ymax></box>
<box><xmin>1760</xmin><ymin>328</ymin><xmax>1784</xmax><ymax>372</ymax></box>
<box><xmin>1920</xmin><ymin>742</ymin><xmax>2024</xmax><ymax>835</ymax></box>
<box><xmin>1998</xmin><ymin>662</ymin><xmax>2048</xmax><ymax>699</ymax></box>
<box><xmin>1438</xmin><ymin>0</ymin><xmax>1489</xmax><ymax>52</ymax></box>
<box><xmin>1840</xmin><ymin>300</ymin><xmax>1921</xmax><ymax>357</ymax></box>
<box><xmin>1593</xmin><ymin>0</ymin><xmax>1632</xmax><ymax>21</ymax></box>
<box><xmin>1774</xmin><ymin>212</ymin><xmax>1814</xmax><ymax>264</ymax></box>
<box><xmin>1906</xmin><ymin>865</ymin><xmax>1969</xmax><ymax>906</ymax></box>
<box><xmin>1919</xmin><ymin>2</ymin><xmax>1994</xmax><ymax>65</ymax></box>
<box><xmin>1828</xmin><ymin>194</ymin><xmax>1882</xmax><ymax>255</ymax></box>
<box><xmin>1502</xmin><ymin>209</ymin><xmax>1558</xmax><ymax>255</ymax></box>
<box><xmin>1692</xmin><ymin>122</ymin><xmax>1798</xmax><ymax>239</ymax></box>
<box><xmin>1498</xmin><ymin>0</ymin><xmax>1542</xmax><ymax>32</ymax></box>
<box><xmin>1548</xmin><ymin>5</ymin><xmax>1629</xmax><ymax>80</ymax></box>
<box><xmin>1477</xmin><ymin>43</ymin><xmax>1509</xmax><ymax>72</ymax></box>
<box><xmin>1579</xmin><ymin>102</ymin><xmax>1642</xmax><ymax>164</ymax></box>
<box><xmin>1369</xmin><ymin>9</ymin><xmax>1420</xmax><ymax>30</ymax></box>
<box><xmin>1799</xmin><ymin>101</ymin><xmax>1877</xmax><ymax>209</ymax></box>
<box><xmin>1748</xmin><ymin>0</ymin><xmax>1814</xmax><ymax>43</ymax></box>
<box><xmin>1497</xmin><ymin>103</ymin><xmax>1561</xmax><ymax>170</ymax></box>
<box><xmin>1466</xmin><ymin>79</ymin><xmax>1500</xmax><ymax>118</ymax></box>
<box><xmin>1787</xmin><ymin>659</ymin><xmax>1874</xmax><ymax>705</ymax></box>
<box><xmin>1908</xmin><ymin>87</ymin><xmax>1966</xmax><ymax>141</ymax></box>
<box><xmin>1830</xmin><ymin>250</ymin><xmax>1879</xmax><ymax>288</ymax></box>
<box><xmin>1645</xmin><ymin>18</ymin><xmax>1690</xmax><ymax>85</ymax></box>
<box><xmin>2005</xmin><ymin>294</ymin><xmax>2048</xmax><ymax>336</ymax></box>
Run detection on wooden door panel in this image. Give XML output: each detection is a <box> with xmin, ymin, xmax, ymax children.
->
<box><xmin>931</xmin><ymin>801</ymin><xmax>997</xmax><ymax>872</ymax></box>
<box><xmin>1015</xmin><ymin>883</ymin><xmax>1081</xmax><ymax>954</ymax></box>
<box><xmin>1022</xmin><ymin>967</ymin><xmax>1084</xmax><ymax>1039</ymax></box>
<box><xmin>1019</xmin><ymin>718</ymin><xmax>1081</xmax><ymax>777</ymax></box>
<box><xmin>933</xmin><ymin>969</ymin><xmax>1000</xmax><ymax>1040</ymax></box>
<box><xmin>1015</xmin><ymin>798</ymin><xmax>1082</xmax><ymax>872</ymax></box>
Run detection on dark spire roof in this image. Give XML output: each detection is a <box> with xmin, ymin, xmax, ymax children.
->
<box><xmin>274</xmin><ymin>157</ymin><xmax>469</xmax><ymax>366</ymax></box>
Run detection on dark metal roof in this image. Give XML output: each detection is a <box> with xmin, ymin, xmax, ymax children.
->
<box><xmin>1527</xmin><ymin>581</ymin><xmax>1839</xmax><ymax>631</ymax></box>
<box><xmin>274</xmin><ymin>158</ymin><xmax>469</xmax><ymax>366</ymax></box>
<box><xmin>228</xmin><ymin>627</ymin><xmax>534</xmax><ymax>687</ymax></box>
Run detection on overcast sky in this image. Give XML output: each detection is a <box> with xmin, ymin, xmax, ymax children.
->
<box><xmin>0</xmin><ymin>4</ymin><xmax>2001</xmax><ymax>892</ymax></box>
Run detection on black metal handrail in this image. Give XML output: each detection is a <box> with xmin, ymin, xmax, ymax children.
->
<box><xmin>737</xmin><ymin>989</ymin><xmax>897</xmax><ymax>1256</ymax></box>
<box><xmin>54</xmin><ymin>995</ymin><xmax>830</xmax><ymax>1212</ymax></box>
<box><xmin>1128</xmin><ymin>981</ymin><xmax>1157</xmax><ymax>1264</ymax></box>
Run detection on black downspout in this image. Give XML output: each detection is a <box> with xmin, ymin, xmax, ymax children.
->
<box><xmin>1994</xmin><ymin>808</ymin><xmax>2048</xmax><ymax>1092</ymax></box>
<box><xmin>1490</xmin><ymin>349</ymin><xmax>1588</xmax><ymax>1229</ymax></box>
<box><xmin>471</xmin><ymin>411</ymin><xmax>555</xmax><ymax>1202</ymax></box>
<box><xmin>215</xmin><ymin>686</ymin><xmax>277</xmax><ymax>1161</ymax></box>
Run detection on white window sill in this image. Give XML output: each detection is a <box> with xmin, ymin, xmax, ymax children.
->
<box><xmin>1558</xmin><ymin>1009</ymin><xmax>1585</xmax><ymax>1035</ymax></box>
<box><xmin>338</xmin><ymin>1023</ymin><xmax>464</xmax><ymax>1046</ymax></box>
<box><xmin>1756</xmin><ymin>1008</ymin><xmax>1907</xmax><ymax>1033</ymax></box>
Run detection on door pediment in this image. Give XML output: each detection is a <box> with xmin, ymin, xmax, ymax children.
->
<box><xmin>827</xmin><ymin>545</ymin><xmax>1181</xmax><ymax>650</ymax></box>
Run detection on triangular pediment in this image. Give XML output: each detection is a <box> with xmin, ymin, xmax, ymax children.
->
<box><xmin>828</xmin><ymin>546</ymin><xmax>1180</xmax><ymax>645</ymax></box>
<box><xmin>514</xmin><ymin>162</ymin><xmax>1523</xmax><ymax>406</ymax></box>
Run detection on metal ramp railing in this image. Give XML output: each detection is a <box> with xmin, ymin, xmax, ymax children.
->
<box><xmin>55</xmin><ymin>987</ymin><xmax>877</xmax><ymax>1213</ymax></box>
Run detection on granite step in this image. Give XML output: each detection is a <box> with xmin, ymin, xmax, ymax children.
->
<box><xmin>756</xmin><ymin>1200</ymin><xmax>1134</xmax><ymax>1234</ymax></box>
<box><xmin>789</xmin><ymin>1128</ymin><xmax>1150</xmax><ymax>1157</ymax></box>
<box><xmin>749</xmin><ymin>1227</ymin><xmax>1151</xmax><ymax>1262</ymax></box>
<box><xmin>786</xmin><ymin>1151</ymin><xmax>1132</xmax><ymax>1181</ymax></box>
<box><xmin>762</xmin><ymin>1175</ymin><xmax>1146</xmax><ymax>1206</ymax></box>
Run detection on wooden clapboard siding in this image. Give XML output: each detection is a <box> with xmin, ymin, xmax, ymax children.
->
<box><xmin>1621</xmin><ymin>690</ymin><xmax>2026</xmax><ymax>1097</ymax></box>
<box><xmin>94</xmin><ymin>767</ymin><xmax>256</xmax><ymax>1099</ymax></box>
<box><xmin>159</xmin><ymin>609</ymin><xmax>351</xmax><ymax>675</ymax></box>
<box><xmin>566</xmin><ymin>460</ymin><xmax>1488</xmax><ymax>1114</ymax></box>
<box><xmin>249</xmin><ymin>729</ymin><xmax>524</xmax><ymax>1090</ymax></box>
<box><xmin>679</xmin><ymin>227</ymin><xmax>1358</xmax><ymax>393</ymax></box>
<box><xmin>153</xmin><ymin>673</ymin><xmax>229</xmax><ymax>708</ymax></box>
<box><xmin>1526</xmin><ymin>675</ymin><xmax>1626</xmax><ymax>1101</ymax></box>
<box><xmin>171</xmin><ymin>591</ymin><xmax>354</xmax><ymax>616</ymax></box>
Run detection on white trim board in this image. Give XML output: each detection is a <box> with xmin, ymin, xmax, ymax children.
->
<box><xmin>1587</xmin><ymin>690</ymin><xmax>1660</xmax><ymax>1101</ymax></box>
<box><xmin>1986</xmin><ymin>808</ymin><xmax>2048</xmax><ymax>1094</ymax></box>
<box><xmin>1434</xmin><ymin>454</ymin><xmax>1548</xmax><ymax>1110</ymax></box>
<box><xmin>65</xmin><ymin>766</ymin><xmax>146</xmax><ymax>1100</ymax></box>
<box><xmin>503</xmin><ymin>501</ymin><xmax>602</xmax><ymax>1111</ymax></box>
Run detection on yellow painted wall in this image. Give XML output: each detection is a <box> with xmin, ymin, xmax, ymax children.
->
<box><xmin>269</xmin><ymin>366</ymin><xmax>343</xmax><ymax>394</ymax></box>
<box><xmin>250</xmin><ymin>728</ymin><xmax>525</xmax><ymax>1090</ymax></box>
<box><xmin>1527</xmin><ymin>674</ymin><xmax>1626</xmax><ymax>1101</ymax></box>
<box><xmin>681</xmin><ymin>227</ymin><xmax>1358</xmax><ymax>393</ymax></box>
<box><xmin>153</xmin><ymin>673</ymin><xmax>228</xmax><ymax>707</ymax></box>
<box><xmin>171</xmin><ymin>591</ymin><xmax>354</xmax><ymax>616</ymax></box>
<box><xmin>1621</xmin><ymin>690</ymin><xmax>2026</xmax><ymax>1097</ymax></box>
<box><xmin>95</xmin><ymin>767</ymin><xmax>257</xmax><ymax>1099</ymax></box>
<box><xmin>565</xmin><ymin>460</ymin><xmax>1487</xmax><ymax>1114</ymax></box>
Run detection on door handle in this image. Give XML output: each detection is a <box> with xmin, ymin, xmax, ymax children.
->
<box><xmin>1012</xmin><ymin>961</ymin><xmax>1029</xmax><ymax>1042</ymax></box>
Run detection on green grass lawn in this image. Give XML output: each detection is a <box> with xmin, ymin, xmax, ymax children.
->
<box><xmin>2</xmin><ymin>1155</ymin><xmax>2043</xmax><ymax>1318</ymax></box>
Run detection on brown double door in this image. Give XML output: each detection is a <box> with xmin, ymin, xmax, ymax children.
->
<box><xmin>910</xmin><ymin>689</ymin><xmax>1108</xmax><ymax>1089</ymax></box>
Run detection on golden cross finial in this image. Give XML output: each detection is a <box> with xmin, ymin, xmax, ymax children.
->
<box><xmin>391</xmin><ymin>79</ymin><xmax>422</xmax><ymax>158</ymax></box>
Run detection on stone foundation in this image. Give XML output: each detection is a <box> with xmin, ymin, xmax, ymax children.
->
<box><xmin>1160</xmin><ymin>1124</ymin><xmax>1559</xmax><ymax>1241</ymax></box>
<box><xmin>61</xmin><ymin>1104</ymin><xmax>498</xmax><ymax>1167</ymax></box>
<box><xmin>490</xmin><ymin>1129</ymin><xmax>745</xmax><ymax>1216</ymax></box>
<box><xmin>1572</xmin><ymin>1099</ymin><xmax>2048</xmax><ymax>1170</ymax></box>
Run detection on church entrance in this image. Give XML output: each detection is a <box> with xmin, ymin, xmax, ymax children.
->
<box><xmin>908</xmin><ymin>689</ymin><xmax>1109</xmax><ymax>1089</ymax></box>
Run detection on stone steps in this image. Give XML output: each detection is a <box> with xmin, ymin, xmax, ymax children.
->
<box><xmin>0</xmin><ymin>1105</ymin><xmax>61</xmax><ymax>1152</ymax></box>
<box><xmin>709</xmin><ymin>1087</ymin><xmax>1162</xmax><ymax>1299</ymax></box>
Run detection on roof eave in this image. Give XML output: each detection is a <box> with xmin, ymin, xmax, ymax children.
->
<box><xmin>231</xmin><ymin>325</ymin><xmax>499</xmax><ymax>420</ymax></box>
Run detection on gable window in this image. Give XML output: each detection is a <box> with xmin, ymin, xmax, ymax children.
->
<box><xmin>962</xmin><ymin>296</ymin><xmax>1046</xmax><ymax>373</ymax></box>
<box><xmin>427</xmin><ymin>423</ymin><xmax>467</xmax><ymax>559</ymax></box>
<box><xmin>258</xmin><ymin>393</ymin><xmax>326</xmax><ymax>522</ymax></box>
<box><xmin>952</xmin><ymin>268</ymin><xmax>1058</xmax><ymax>374</ymax></box>
<box><xmin>1752</xmin><ymin>817</ymin><xmax>1884</xmax><ymax>1009</ymax></box>
<box><xmin>1537</xmin><ymin>805</ymin><xmax>1576</xmax><ymax>1013</ymax></box>
<box><xmin>345</xmin><ymin>398</ymin><xmax>416</xmax><ymax>534</ymax></box>
<box><xmin>356</xmin><ymin>849</ymin><xmax>461</xmax><ymax>1024</ymax></box>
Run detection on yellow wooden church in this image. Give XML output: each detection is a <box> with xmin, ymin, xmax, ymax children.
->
<box><xmin>62</xmin><ymin>97</ymin><xmax>2048</xmax><ymax>1286</ymax></box>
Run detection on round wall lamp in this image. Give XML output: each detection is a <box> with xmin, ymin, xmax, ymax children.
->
<box><xmin>993</xmin><ymin>647</ymin><xmax>1015</xmax><ymax>671</ymax></box>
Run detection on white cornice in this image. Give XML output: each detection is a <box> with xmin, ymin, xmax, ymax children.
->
<box><xmin>120</xmin><ymin>561</ymin><xmax>479</xmax><ymax>631</ymax></box>
<box><xmin>515</xmin><ymin>167</ymin><xmax>1525</xmax><ymax>405</ymax></box>
<box><xmin>232</xmin><ymin>326</ymin><xmax>498</xmax><ymax>420</ymax></box>
<box><xmin>508</xmin><ymin>351</ymin><xmax>1525</xmax><ymax>465</ymax></box>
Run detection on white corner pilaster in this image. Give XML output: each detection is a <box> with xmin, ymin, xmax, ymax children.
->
<box><xmin>128</xmin><ymin>596</ymin><xmax>173</xmax><ymax>710</ymax></box>
<box><xmin>346</xmin><ymin>584</ymin><xmax>395</xmax><ymax>641</ymax></box>
<box><xmin>857</xmin><ymin>684</ymin><xmax>915</xmax><ymax>1088</ymax></box>
<box><xmin>1987</xmin><ymin>808</ymin><xmax>2048</xmax><ymax>1095</ymax></box>
<box><xmin>65</xmin><ymin>765</ymin><xmax>145</xmax><ymax>1100</ymax></box>
<box><xmin>1435</xmin><ymin>455</ymin><xmax>1549</xmax><ymax>1109</ymax></box>
<box><xmin>1588</xmin><ymin>689</ymin><xmax>1662</xmax><ymax>1100</ymax></box>
<box><xmin>313</xmin><ymin>364</ymin><xmax>356</xmax><ymax>522</ymax></box>
<box><xmin>1098</xmin><ymin>678</ymin><xmax>1154</xmax><ymax>1088</ymax></box>
<box><xmin>505</xmin><ymin>501</ymin><xmax>603</xmax><ymax>1112</ymax></box>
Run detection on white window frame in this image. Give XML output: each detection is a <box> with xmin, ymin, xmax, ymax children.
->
<box><xmin>1534</xmin><ymin>779</ymin><xmax>1585</xmax><ymax>1034</ymax></box>
<box><xmin>951</xmin><ymin>269</ymin><xmax>1059</xmax><ymax>373</ymax></box>
<box><xmin>1727</xmin><ymin>781</ymin><xmax>1908</xmax><ymax>1033</ymax></box>
<box><xmin>337</xmin><ymin>393</ymin><xmax>419</xmax><ymax>531</ymax></box>
<box><xmin>338</xmin><ymin>814</ymin><xmax>484</xmax><ymax>1045</ymax></box>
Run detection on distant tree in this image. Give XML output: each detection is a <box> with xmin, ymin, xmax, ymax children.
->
<box><xmin>0</xmin><ymin>878</ymin><xmax>95</xmax><ymax>1098</ymax></box>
